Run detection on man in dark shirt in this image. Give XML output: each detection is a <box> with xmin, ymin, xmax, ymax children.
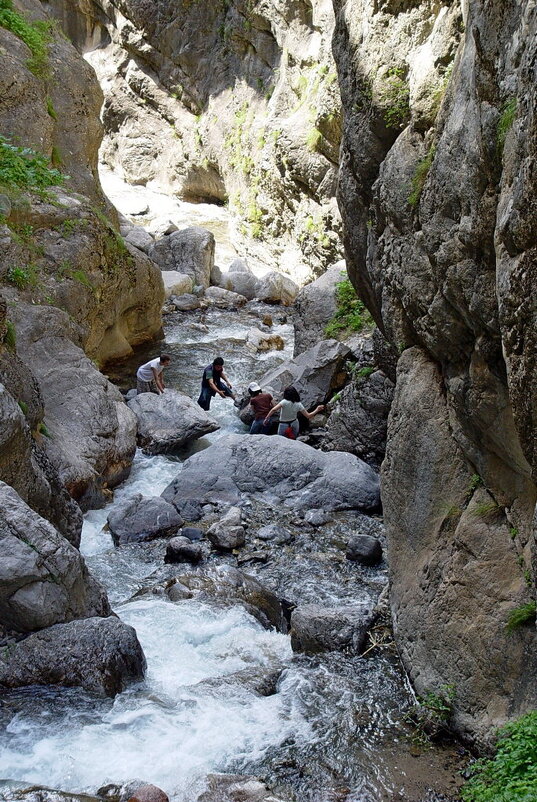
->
<box><xmin>248</xmin><ymin>382</ymin><xmax>275</xmax><ymax>434</ymax></box>
<box><xmin>197</xmin><ymin>356</ymin><xmax>236</xmax><ymax>411</ymax></box>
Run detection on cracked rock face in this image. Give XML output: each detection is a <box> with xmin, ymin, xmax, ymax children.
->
<box><xmin>0</xmin><ymin>482</ymin><xmax>110</xmax><ymax>633</ymax></box>
<box><xmin>49</xmin><ymin>0</ymin><xmax>344</xmax><ymax>281</ymax></box>
<box><xmin>332</xmin><ymin>0</ymin><xmax>537</xmax><ymax>743</ymax></box>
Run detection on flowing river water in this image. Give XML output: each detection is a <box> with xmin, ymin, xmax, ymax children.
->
<box><xmin>0</xmin><ymin>191</ymin><xmax>464</xmax><ymax>802</ymax></box>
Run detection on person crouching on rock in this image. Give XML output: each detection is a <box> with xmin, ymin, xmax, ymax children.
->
<box><xmin>248</xmin><ymin>382</ymin><xmax>275</xmax><ymax>435</ymax></box>
<box><xmin>264</xmin><ymin>385</ymin><xmax>324</xmax><ymax>438</ymax></box>
<box><xmin>136</xmin><ymin>354</ymin><xmax>171</xmax><ymax>395</ymax></box>
<box><xmin>197</xmin><ymin>356</ymin><xmax>236</xmax><ymax>411</ymax></box>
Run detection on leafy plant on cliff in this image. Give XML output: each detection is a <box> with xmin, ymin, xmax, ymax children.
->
<box><xmin>505</xmin><ymin>601</ymin><xmax>536</xmax><ymax>633</ymax></box>
<box><xmin>0</xmin><ymin>0</ymin><xmax>54</xmax><ymax>78</ymax></box>
<box><xmin>0</xmin><ymin>137</ymin><xmax>64</xmax><ymax>195</ymax></box>
<box><xmin>408</xmin><ymin>145</ymin><xmax>436</xmax><ymax>207</ymax></box>
<box><xmin>461</xmin><ymin>712</ymin><xmax>537</xmax><ymax>802</ymax></box>
<box><xmin>497</xmin><ymin>98</ymin><xmax>517</xmax><ymax>154</ymax></box>
<box><xmin>380</xmin><ymin>67</ymin><xmax>410</xmax><ymax>130</ymax></box>
<box><xmin>2</xmin><ymin>320</ymin><xmax>16</xmax><ymax>349</ymax></box>
<box><xmin>325</xmin><ymin>278</ymin><xmax>373</xmax><ymax>338</ymax></box>
<box><xmin>405</xmin><ymin>684</ymin><xmax>455</xmax><ymax>742</ymax></box>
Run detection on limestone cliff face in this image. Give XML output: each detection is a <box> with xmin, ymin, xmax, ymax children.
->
<box><xmin>0</xmin><ymin>0</ymin><xmax>164</xmax><ymax>514</ymax></box>
<box><xmin>332</xmin><ymin>0</ymin><xmax>537</xmax><ymax>743</ymax></box>
<box><xmin>48</xmin><ymin>0</ymin><xmax>343</xmax><ymax>281</ymax></box>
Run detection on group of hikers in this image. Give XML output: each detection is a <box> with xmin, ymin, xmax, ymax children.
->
<box><xmin>136</xmin><ymin>354</ymin><xmax>324</xmax><ymax>438</ymax></box>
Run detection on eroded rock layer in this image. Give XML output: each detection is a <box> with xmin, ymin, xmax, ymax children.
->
<box><xmin>332</xmin><ymin>0</ymin><xmax>537</xmax><ymax>742</ymax></box>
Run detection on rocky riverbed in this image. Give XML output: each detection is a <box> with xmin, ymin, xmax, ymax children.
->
<box><xmin>0</xmin><ymin>307</ymin><xmax>465</xmax><ymax>802</ymax></box>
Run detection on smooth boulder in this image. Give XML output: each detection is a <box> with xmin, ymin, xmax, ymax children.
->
<box><xmin>128</xmin><ymin>389</ymin><xmax>219</xmax><ymax>453</ymax></box>
<box><xmin>162</xmin><ymin>434</ymin><xmax>380</xmax><ymax>515</ymax></box>
<box><xmin>164</xmin><ymin>536</ymin><xmax>203</xmax><ymax>564</ymax></box>
<box><xmin>107</xmin><ymin>494</ymin><xmax>184</xmax><ymax>545</ymax></box>
<box><xmin>346</xmin><ymin>535</ymin><xmax>383</xmax><ymax>565</ymax></box>
<box><xmin>0</xmin><ymin>616</ymin><xmax>145</xmax><ymax>696</ymax></box>
<box><xmin>0</xmin><ymin>482</ymin><xmax>110</xmax><ymax>633</ymax></box>
<box><xmin>149</xmin><ymin>227</ymin><xmax>215</xmax><ymax>288</ymax></box>
<box><xmin>290</xmin><ymin>602</ymin><xmax>376</xmax><ymax>654</ymax></box>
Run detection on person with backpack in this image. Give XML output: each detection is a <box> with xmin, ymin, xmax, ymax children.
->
<box><xmin>263</xmin><ymin>385</ymin><xmax>324</xmax><ymax>438</ymax></box>
<box><xmin>197</xmin><ymin>356</ymin><xmax>236</xmax><ymax>411</ymax></box>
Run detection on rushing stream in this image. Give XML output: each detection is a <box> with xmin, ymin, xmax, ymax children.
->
<box><xmin>0</xmin><ymin>302</ymin><xmax>463</xmax><ymax>801</ymax></box>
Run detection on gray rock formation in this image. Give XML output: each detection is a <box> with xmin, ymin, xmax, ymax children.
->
<box><xmin>346</xmin><ymin>535</ymin><xmax>383</xmax><ymax>566</ymax></box>
<box><xmin>197</xmin><ymin>775</ymin><xmax>287</xmax><ymax>802</ymax></box>
<box><xmin>164</xmin><ymin>536</ymin><xmax>203</xmax><ymax>564</ymax></box>
<box><xmin>54</xmin><ymin>0</ymin><xmax>343</xmax><ymax>281</ymax></box>
<box><xmin>166</xmin><ymin>565</ymin><xmax>286</xmax><ymax>632</ymax></box>
<box><xmin>293</xmin><ymin>262</ymin><xmax>345</xmax><ymax>355</ymax></box>
<box><xmin>256</xmin><ymin>272</ymin><xmax>299</xmax><ymax>306</ymax></box>
<box><xmin>149</xmin><ymin>227</ymin><xmax>215</xmax><ymax>289</ymax></box>
<box><xmin>204</xmin><ymin>286</ymin><xmax>248</xmax><ymax>307</ymax></box>
<box><xmin>206</xmin><ymin>523</ymin><xmax>246</xmax><ymax>552</ymax></box>
<box><xmin>290</xmin><ymin>602</ymin><xmax>375</xmax><ymax>654</ymax></box>
<box><xmin>128</xmin><ymin>389</ymin><xmax>220</xmax><ymax>453</ymax></box>
<box><xmin>332</xmin><ymin>0</ymin><xmax>537</xmax><ymax>742</ymax></box>
<box><xmin>162</xmin><ymin>433</ymin><xmax>380</xmax><ymax>515</ymax></box>
<box><xmin>107</xmin><ymin>494</ymin><xmax>184</xmax><ymax>545</ymax></box>
<box><xmin>252</xmin><ymin>339</ymin><xmax>351</xmax><ymax>411</ymax></box>
<box><xmin>323</xmin><ymin>369</ymin><xmax>395</xmax><ymax>467</ymax></box>
<box><xmin>220</xmin><ymin>270</ymin><xmax>260</xmax><ymax>301</ymax></box>
<box><xmin>0</xmin><ymin>616</ymin><xmax>145</xmax><ymax>696</ymax></box>
<box><xmin>0</xmin><ymin>482</ymin><xmax>109</xmax><ymax>633</ymax></box>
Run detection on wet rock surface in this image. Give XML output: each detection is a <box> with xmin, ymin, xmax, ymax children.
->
<box><xmin>128</xmin><ymin>390</ymin><xmax>220</xmax><ymax>454</ymax></box>
<box><xmin>0</xmin><ymin>616</ymin><xmax>145</xmax><ymax>696</ymax></box>
<box><xmin>290</xmin><ymin>602</ymin><xmax>376</xmax><ymax>654</ymax></box>
<box><xmin>107</xmin><ymin>495</ymin><xmax>184</xmax><ymax>546</ymax></box>
<box><xmin>162</xmin><ymin>434</ymin><xmax>380</xmax><ymax>515</ymax></box>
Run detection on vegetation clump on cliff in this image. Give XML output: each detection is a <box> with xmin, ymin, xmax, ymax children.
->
<box><xmin>0</xmin><ymin>136</ymin><xmax>64</xmax><ymax>195</ymax></box>
<box><xmin>0</xmin><ymin>0</ymin><xmax>54</xmax><ymax>78</ymax></box>
<box><xmin>325</xmin><ymin>277</ymin><xmax>373</xmax><ymax>338</ymax></box>
<box><xmin>462</xmin><ymin>712</ymin><xmax>537</xmax><ymax>802</ymax></box>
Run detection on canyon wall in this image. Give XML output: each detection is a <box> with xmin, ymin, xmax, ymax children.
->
<box><xmin>47</xmin><ymin>0</ymin><xmax>344</xmax><ymax>282</ymax></box>
<box><xmin>332</xmin><ymin>0</ymin><xmax>537</xmax><ymax>744</ymax></box>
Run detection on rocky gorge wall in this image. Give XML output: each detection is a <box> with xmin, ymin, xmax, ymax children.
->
<box><xmin>332</xmin><ymin>0</ymin><xmax>537</xmax><ymax>744</ymax></box>
<box><xmin>46</xmin><ymin>0</ymin><xmax>344</xmax><ymax>282</ymax></box>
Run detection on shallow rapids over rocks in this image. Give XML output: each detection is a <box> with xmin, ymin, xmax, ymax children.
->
<box><xmin>0</xmin><ymin>307</ymin><xmax>463</xmax><ymax>802</ymax></box>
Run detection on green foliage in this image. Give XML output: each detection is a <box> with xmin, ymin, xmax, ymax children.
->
<box><xmin>406</xmin><ymin>684</ymin><xmax>455</xmax><ymax>742</ymax></box>
<box><xmin>357</xmin><ymin>366</ymin><xmax>375</xmax><ymax>378</ymax></box>
<box><xmin>380</xmin><ymin>67</ymin><xmax>410</xmax><ymax>129</ymax></box>
<box><xmin>7</xmin><ymin>263</ymin><xmax>38</xmax><ymax>289</ymax></box>
<box><xmin>408</xmin><ymin>145</ymin><xmax>436</xmax><ymax>207</ymax></box>
<box><xmin>324</xmin><ymin>279</ymin><xmax>373</xmax><ymax>338</ymax></box>
<box><xmin>46</xmin><ymin>96</ymin><xmax>57</xmax><ymax>120</ymax></box>
<box><xmin>497</xmin><ymin>98</ymin><xmax>517</xmax><ymax>154</ymax></box>
<box><xmin>471</xmin><ymin>501</ymin><xmax>500</xmax><ymax>518</ymax></box>
<box><xmin>0</xmin><ymin>0</ymin><xmax>54</xmax><ymax>78</ymax></box>
<box><xmin>510</xmin><ymin>527</ymin><xmax>519</xmax><ymax>540</ymax></box>
<box><xmin>505</xmin><ymin>601</ymin><xmax>536</xmax><ymax>633</ymax></box>
<box><xmin>37</xmin><ymin>421</ymin><xmax>51</xmax><ymax>437</ymax></box>
<box><xmin>51</xmin><ymin>146</ymin><xmax>62</xmax><ymax>167</ymax></box>
<box><xmin>70</xmin><ymin>269</ymin><xmax>93</xmax><ymax>289</ymax></box>
<box><xmin>0</xmin><ymin>136</ymin><xmax>64</xmax><ymax>194</ymax></box>
<box><xmin>17</xmin><ymin>400</ymin><xmax>28</xmax><ymax>415</ymax></box>
<box><xmin>469</xmin><ymin>473</ymin><xmax>484</xmax><ymax>492</ymax></box>
<box><xmin>2</xmin><ymin>319</ymin><xmax>16</xmax><ymax>349</ymax></box>
<box><xmin>306</xmin><ymin>127</ymin><xmax>322</xmax><ymax>152</ymax></box>
<box><xmin>330</xmin><ymin>392</ymin><xmax>341</xmax><ymax>404</ymax></box>
<box><xmin>461</xmin><ymin>712</ymin><xmax>537</xmax><ymax>802</ymax></box>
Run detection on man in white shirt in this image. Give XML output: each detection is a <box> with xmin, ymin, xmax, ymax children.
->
<box><xmin>136</xmin><ymin>354</ymin><xmax>171</xmax><ymax>395</ymax></box>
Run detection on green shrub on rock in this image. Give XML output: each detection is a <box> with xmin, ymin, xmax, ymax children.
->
<box><xmin>461</xmin><ymin>712</ymin><xmax>537</xmax><ymax>802</ymax></box>
<box><xmin>0</xmin><ymin>0</ymin><xmax>54</xmax><ymax>78</ymax></box>
<box><xmin>324</xmin><ymin>278</ymin><xmax>373</xmax><ymax>337</ymax></box>
<box><xmin>0</xmin><ymin>136</ymin><xmax>64</xmax><ymax>194</ymax></box>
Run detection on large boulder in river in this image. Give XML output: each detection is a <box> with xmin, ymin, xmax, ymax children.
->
<box><xmin>0</xmin><ymin>482</ymin><xmax>110</xmax><ymax>633</ymax></box>
<box><xmin>0</xmin><ymin>616</ymin><xmax>145</xmax><ymax>696</ymax></box>
<box><xmin>161</xmin><ymin>271</ymin><xmax>193</xmax><ymax>298</ymax></box>
<box><xmin>167</xmin><ymin>565</ymin><xmax>286</xmax><ymax>632</ymax></box>
<box><xmin>204</xmin><ymin>286</ymin><xmax>248</xmax><ymax>307</ymax></box>
<box><xmin>220</xmin><ymin>270</ymin><xmax>260</xmax><ymax>301</ymax></box>
<box><xmin>293</xmin><ymin>262</ymin><xmax>344</xmax><ymax>356</ymax></box>
<box><xmin>128</xmin><ymin>389</ymin><xmax>220</xmax><ymax>453</ymax></box>
<box><xmin>107</xmin><ymin>494</ymin><xmax>184</xmax><ymax>545</ymax></box>
<box><xmin>256</xmin><ymin>272</ymin><xmax>299</xmax><ymax>306</ymax></box>
<box><xmin>198</xmin><ymin>775</ymin><xmax>287</xmax><ymax>802</ymax></box>
<box><xmin>162</xmin><ymin>434</ymin><xmax>380</xmax><ymax>514</ymax></box>
<box><xmin>149</xmin><ymin>227</ymin><xmax>215</xmax><ymax>288</ymax></box>
<box><xmin>252</xmin><ymin>340</ymin><xmax>351</xmax><ymax>410</ymax></box>
<box><xmin>290</xmin><ymin>602</ymin><xmax>376</xmax><ymax>654</ymax></box>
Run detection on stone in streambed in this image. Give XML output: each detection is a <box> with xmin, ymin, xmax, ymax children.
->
<box><xmin>128</xmin><ymin>389</ymin><xmax>219</xmax><ymax>454</ymax></box>
<box><xmin>207</xmin><ymin>524</ymin><xmax>246</xmax><ymax>551</ymax></box>
<box><xmin>198</xmin><ymin>775</ymin><xmax>288</xmax><ymax>802</ymax></box>
<box><xmin>164</xmin><ymin>536</ymin><xmax>202</xmax><ymax>564</ymax></box>
<box><xmin>290</xmin><ymin>602</ymin><xmax>376</xmax><ymax>654</ymax></box>
<box><xmin>99</xmin><ymin>781</ymin><xmax>169</xmax><ymax>802</ymax></box>
<box><xmin>346</xmin><ymin>534</ymin><xmax>383</xmax><ymax>565</ymax></box>
<box><xmin>256</xmin><ymin>524</ymin><xmax>292</xmax><ymax>544</ymax></box>
<box><xmin>204</xmin><ymin>286</ymin><xmax>248</xmax><ymax>307</ymax></box>
<box><xmin>0</xmin><ymin>616</ymin><xmax>145</xmax><ymax>696</ymax></box>
<box><xmin>107</xmin><ymin>494</ymin><xmax>183</xmax><ymax>545</ymax></box>
<box><xmin>181</xmin><ymin>526</ymin><xmax>204</xmax><ymax>541</ymax></box>
<box><xmin>304</xmin><ymin>509</ymin><xmax>331</xmax><ymax>526</ymax></box>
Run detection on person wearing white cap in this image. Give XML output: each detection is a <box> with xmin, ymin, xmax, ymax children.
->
<box><xmin>248</xmin><ymin>382</ymin><xmax>275</xmax><ymax>434</ymax></box>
